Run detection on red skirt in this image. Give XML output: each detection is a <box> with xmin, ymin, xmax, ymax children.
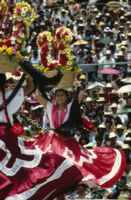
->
<box><xmin>0</xmin><ymin>124</ymin><xmax>126</xmax><ymax>200</ymax></box>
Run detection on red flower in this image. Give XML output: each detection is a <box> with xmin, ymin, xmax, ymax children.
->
<box><xmin>16</xmin><ymin>44</ymin><xmax>21</xmax><ymax>50</ymax></box>
<box><xmin>59</xmin><ymin>28</ymin><xmax>64</xmax><ymax>33</ymax></box>
<box><xmin>0</xmin><ymin>40</ymin><xmax>11</xmax><ymax>47</ymax></box>
<box><xmin>16</xmin><ymin>7</ymin><xmax>22</xmax><ymax>15</ymax></box>
<box><xmin>59</xmin><ymin>53</ymin><xmax>67</xmax><ymax>66</ymax></box>
<box><xmin>62</xmin><ymin>32</ymin><xmax>68</xmax><ymax>39</ymax></box>
<box><xmin>49</xmin><ymin>63</ymin><xmax>57</xmax><ymax>70</ymax></box>
<box><xmin>59</xmin><ymin>44</ymin><xmax>65</xmax><ymax>50</ymax></box>
<box><xmin>10</xmin><ymin>123</ymin><xmax>24</xmax><ymax>136</ymax></box>
<box><xmin>13</xmin><ymin>31</ymin><xmax>18</xmax><ymax>37</ymax></box>
<box><xmin>18</xmin><ymin>68</ymin><xmax>23</xmax><ymax>71</ymax></box>
<box><xmin>41</xmin><ymin>56</ymin><xmax>47</xmax><ymax>66</ymax></box>
<box><xmin>41</xmin><ymin>45</ymin><xmax>49</xmax><ymax>53</ymax></box>
<box><xmin>56</xmin><ymin>33</ymin><xmax>61</xmax><ymax>42</ymax></box>
<box><xmin>12</xmin><ymin>72</ymin><xmax>21</xmax><ymax>77</ymax></box>
<box><xmin>5</xmin><ymin>40</ymin><xmax>12</xmax><ymax>47</ymax></box>
<box><xmin>16</xmin><ymin>22</ymin><xmax>23</xmax><ymax>26</ymax></box>
<box><xmin>38</xmin><ymin>40</ymin><xmax>43</xmax><ymax>47</ymax></box>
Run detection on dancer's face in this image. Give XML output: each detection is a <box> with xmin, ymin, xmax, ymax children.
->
<box><xmin>55</xmin><ymin>91</ymin><xmax>67</xmax><ymax>107</ymax></box>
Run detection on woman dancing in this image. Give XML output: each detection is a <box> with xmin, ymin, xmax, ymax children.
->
<box><xmin>0</xmin><ymin>64</ymin><xmax>126</xmax><ymax>200</ymax></box>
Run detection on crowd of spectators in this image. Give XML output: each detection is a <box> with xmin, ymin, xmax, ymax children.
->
<box><xmin>8</xmin><ymin>0</ymin><xmax>131</xmax><ymax>199</ymax></box>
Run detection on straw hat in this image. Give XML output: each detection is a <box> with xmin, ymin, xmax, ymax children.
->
<box><xmin>79</xmin><ymin>74</ymin><xmax>86</xmax><ymax>80</ymax></box>
<box><xmin>117</xmin><ymin>51</ymin><xmax>124</xmax><ymax>57</ymax></box>
<box><xmin>120</xmin><ymin>16</ymin><xmax>125</xmax><ymax>20</ymax></box>
<box><xmin>98</xmin><ymin>90</ymin><xmax>104</xmax><ymax>94</ymax></box>
<box><xmin>105</xmin><ymin>50</ymin><xmax>111</xmax><ymax>55</ymax></box>
<box><xmin>84</xmin><ymin>142</ymin><xmax>95</xmax><ymax>149</ymax></box>
<box><xmin>121</xmin><ymin>46</ymin><xmax>127</xmax><ymax>50</ymax></box>
<box><xmin>109</xmin><ymin>132</ymin><xmax>117</xmax><ymax>139</ymax></box>
<box><xmin>116</xmin><ymin>124</ymin><xmax>124</xmax><ymax>129</ymax></box>
<box><xmin>97</xmin><ymin>97</ymin><xmax>105</xmax><ymax>102</ymax></box>
<box><xmin>104</xmin><ymin>27</ymin><xmax>111</xmax><ymax>32</ymax></box>
<box><xmin>124</xmin><ymin>137</ymin><xmax>131</xmax><ymax>142</ymax></box>
<box><xmin>105</xmin><ymin>13</ymin><xmax>110</xmax><ymax>16</ymax></box>
<box><xmin>116</xmin><ymin>141</ymin><xmax>124</xmax><ymax>147</ymax></box>
<box><xmin>109</xmin><ymin>42</ymin><xmax>115</xmax><ymax>46</ymax></box>
<box><xmin>127</xmin><ymin>129</ymin><xmax>131</xmax><ymax>133</ymax></box>
<box><xmin>84</xmin><ymin>97</ymin><xmax>93</xmax><ymax>102</ymax></box>
<box><xmin>122</xmin><ymin>144</ymin><xmax>130</xmax><ymax>149</ymax></box>
<box><xmin>106</xmin><ymin>83</ymin><xmax>113</xmax><ymax>88</ymax></box>
<box><xmin>99</xmin><ymin>22</ymin><xmax>105</xmax><ymax>26</ymax></box>
<box><xmin>104</xmin><ymin>112</ymin><xmax>112</xmax><ymax>116</ymax></box>
<box><xmin>110</xmin><ymin>103</ymin><xmax>118</xmax><ymax>108</ymax></box>
<box><xmin>110</xmin><ymin>89</ymin><xmax>118</xmax><ymax>95</ymax></box>
<box><xmin>93</xmin><ymin>8</ymin><xmax>98</xmax><ymax>12</ymax></box>
<box><xmin>98</xmin><ymin>123</ymin><xmax>106</xmax><ymax>129</ymax></box>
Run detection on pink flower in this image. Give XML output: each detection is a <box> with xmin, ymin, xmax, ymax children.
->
<box><xmin>18</xmin><ymin>28</ymin><xmax>23</xmax><ymax>32</ymax></box>
<box><xmin>16</xmin><ymin>7</ymin><xmax>22</xmax><ymax>15</ymax></box>
<box><xmin>12</xmin><ymin>47</ymin><xmax>16</xmax><ymax>55</ymax></box>
<box><xmin>16</xmin><ymin>22</ymin><xmax>23</xmax><ymax>26</ymax></box>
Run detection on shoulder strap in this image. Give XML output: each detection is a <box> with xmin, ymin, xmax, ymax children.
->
<box><xmin>0</xmin><ymin>74</ymin><xmax>25</xmax><ymax>112</ymax></box>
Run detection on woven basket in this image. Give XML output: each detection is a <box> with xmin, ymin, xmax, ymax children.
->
<box><xmin>44</xmin><ymin>70</ymin><xmax>75</xmax><ymax>88</ymax></box>
<box><xmin>0</xmin><ymin>54</ymin><xmax>20</xmax><ymax>73</ymax></box>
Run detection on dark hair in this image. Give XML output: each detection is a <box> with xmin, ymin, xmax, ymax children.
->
<box><xmin>79</xmin><ymin>136</ymin><xmax>89</xmax><ymax>145</ymax></box>
<box><xmin>55</xmin><ymin>89</ymin><xmax>68</xmax><ymax>96</ymax></box>
<box><xmin>95</xmin><ymin>135</ymin><xmax>103</xmax><ymax>141</ymax></box>
<box><xmin>105</xmin><ymin>120</ymin><xmax>112</xmax><ymax>126</ymax></box>
<box><xmin>55</xmin><ymin>123</ymin><xmax>76</xmax><ymax>137</ymax></box>
<box><xmin>0</xmin><ymin>73</ymin><xmax>6</xmax><ymax>90</ymax></box>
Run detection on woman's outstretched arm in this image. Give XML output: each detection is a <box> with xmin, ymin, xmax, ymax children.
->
<box><xmin>35</xmin><ymin>89</ymin><xmax>48</xmax><ymax>108</ymax></box>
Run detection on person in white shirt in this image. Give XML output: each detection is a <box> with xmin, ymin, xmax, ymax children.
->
<box><xmin>116</xmin><ymin>124</ymin><xmax>127</xmax><ymax>142</ymax></box>
<box><xmin>99</xmin><ymin>50</ymin><xmax>115</xmax><ymax>70</ymax></box>
<box><xmin>0</xmin><ymin>70</ymin><xmax>34</xmax><ymax>124</ymax></box>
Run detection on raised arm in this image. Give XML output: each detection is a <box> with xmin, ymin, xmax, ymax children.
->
<box><xmin>35</xmin><ymin>88</ymin><xmax>48</xmax><ymax>108</ymax></box>
<box><xmin>78</xmin><ymin>89</ymin><xmax>85</xmax><ymax>104</ymax></box>
<box><xmin>24</xmin><ymin>73</ymin><xmax>34</xmax><ymax>96</ymax></box>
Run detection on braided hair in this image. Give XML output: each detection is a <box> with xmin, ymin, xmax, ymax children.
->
<box><xmin>0</xmin><ymin>73</ymin><xmax>6</xmax><ymax>91</ymax></box>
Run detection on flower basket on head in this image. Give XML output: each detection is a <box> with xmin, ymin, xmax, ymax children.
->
<box><xmin>44</xmin><ymin>70</ymin><xmax>75</xmax><ymax>88</ymax></box>
<box><xmin>0</xmin><ymin>1</ymin><xmax>35</xmax><ymax>73</ymax></box>
<box><xmin>0</xmin><ymin>54</ymin><xmax>20</xmax><ymax>73</ymax></box>
<box><xmin>37</xmin><ymin>27</ymin><xmax>79</xmax><ymax>88</ymax></box>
